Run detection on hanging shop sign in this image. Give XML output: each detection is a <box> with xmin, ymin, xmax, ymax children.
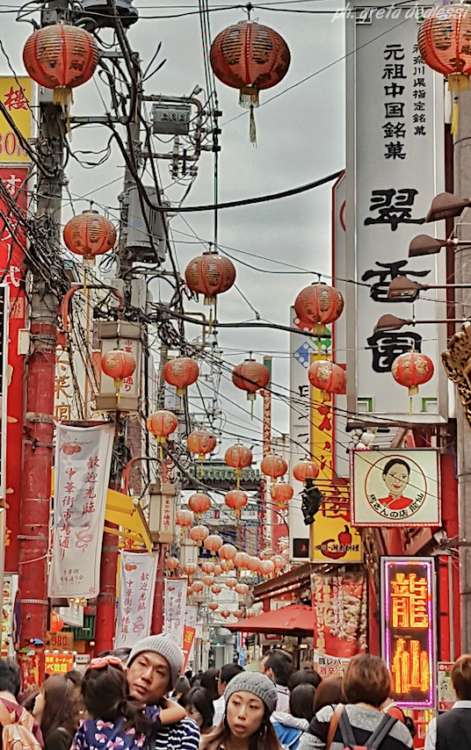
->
<box><xmin>46</xmin><ymin>631</ymin><xmax>74</xmax><ymax>650</ymax></box>
<box><xmin>0</xmin><ymin>77</ymin><xmax>33</xmax><ymax>164</ymax></box>
<box><xmin>44</xmin><ymin>651</ymin><xmax>75</xmax><ymax>676</ymax></box>
<box><xmin>352</xmin><ymin>448</ymin><xmax>440</xmax><ymax>527</ymax></box>
<box><xmin>163</xmin><ymin>577</ymin><xmax>188</xmax><ymax>648</ymax></box>
<box><xmin>311</xmin><ymin>507</ymin><xmax>363</xmax><ymax>564</ymax></box>
<box><xmin>182</xmin><ymin>626</ymin><xmax>196</xmax><ymax>671</ymax></box>
<box><xmin>313</xmin><ymin>652</ymin><xmax>350</xmax><ymax>680</ymax></box>
<box><xmin>381</xmin><ymin>556</ymin><xmax>436</xmax><ymax>709</ymax></box>
<box><xmin>1</xmin><ymin>573</ymin><xmax>18</xmax><ymax>657</ymax></box>
<box><xmin>115</xmin><ymin>551</ymin><xmax>157</xmax><ymax>649</ymax></box>
<box><xmin>48</xmin><ymin>423</ymin><xmax>114</xmax><ymax>598</ymax></box>
<box><xmin>345</xmin><ymin>3</ymin><xmax>448</xmax><ymax>424</ymax></box>
<box><xmin>437</xmin><ymin>662</ymin><xmax>455</xmax><ymax>711</ymax></box>
<box><xmin>311</xmin><ymin>568</ymin><xmax>367</xmax><ymax>658</ymax></box>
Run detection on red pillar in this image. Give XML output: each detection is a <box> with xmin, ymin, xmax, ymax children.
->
<box><xmin>441</xmin><ymin>453</ymin><xmax>460</xmax><ymax>657</ymax></box>
<box><xmin>151</xmin><ymin>544</ymin><xmax>167</xmax><ymax>634</ymax></box>
<box><xmin>18</xmin><ymin>319</ymin><xmax>57</xmax><ymax>645</ymax></box>
<box><xmin>94</xmin><ymin>525</ymin><xmax>119</xmax><ymax>654</ymax></box>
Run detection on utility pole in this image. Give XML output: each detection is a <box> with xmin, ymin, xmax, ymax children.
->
<box><xmin>452</xmin><ymin>90</ymin><xmax>471</xmax><ymax>653</ymax></box>
<box><xmin>18</xmin><ymin>2</ymin><xmax>66</xmax><ymax>648</ymax></box>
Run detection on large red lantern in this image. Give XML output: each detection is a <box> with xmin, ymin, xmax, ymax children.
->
<box><xmin>101</xmin><ymin>349</ymin><xmax>136</xmax><ymax>393</ymax></box>
<box><xmin>23</xmin><ymin>24</ymin><xmax>99</xmax><ymax>106</ymax></box>
<box><xmin>176</xmin><ymin>509</ymin><xmax>194</xmax><ymax>528</ymax></box>
<box><xmin>391</xmin><ymin>351</ymin><xmax>434</xmax><ymax>396</ymax></box>
<box><xmin>224</xmin><ymin>490</ymin><xmax>248</xmax><ymax>514</ymax></box>
<box><xmin>308</xmin><ymin>360</ymin><xmax>346</xmax><ymax>401</ymax></box>
<box><xmin>208</xmin><ymin>602</ymin><xmax>219</xmax><ymax>612</ymax></box>
<box><xmin>188</xmin><ymin>492</ymin><xmax>212</xmax><ymax>516</ymax></box>
<box><xmin>189</xmin><ymin>525</ymin><xmax>210</xmax><ymax>545</ymax></box>
<box><xmin>235</xmin><ymin>582</ymin><xmax>249</xmax><ymax>596</ymax></box>
<box><xmin>185</xmin><ymin>251</ymin><xmax>236</xmax><ymax>305</ymax></box>
<box><xmin>271</xmin><ymin>482</ymin><xmax>294</xmax><ymax>506</ymax></box>
<box><xmin>163</xmin><ymin>357</ymin><xmax>199</xmax><ymax>396</ymax></box>
<box><xmin>294</xmin><ymin>283</ymin><xmax>344</xmax><ymax>333</ymax></box>
<box><xmin>218</xmin><ymin>543</ymin><xmax>237</xmax><ymax>561</ymax></box>
<box><xmin>187</xmin><ymin>430</ymin><xmax>217</xmax><ymax>460</ymax></box>
<box><xmin>204</xmin><ymin>534</ymin><xmax>223</xmax><ymax>554</ymax></box>
<box><xmin>293</xmin><ymin>460</ymin><xmax>320</xmax><ymax>483</ymax></box>
<box><xmin>232</xmin><ymin>359</ymin><xmax>270</xmax><ymax>401</ymax></box>
<box><xmin>418</xmin><ymin>5</ymin><xmax>471</xmax><ymax>133</ymax></box>
<box><xmin>261</xmin><ymin>453</ymin><xmax>288</xmax><ymax>479</ymax></box>
<box><xmin>63</xmin><ymin>211</ymin><xmax>116</xmax><ymax>260</ymax></box>
<box><xmin>234</xmin><ymin>551</ymin><xmax>250</xmax><ymax>569</ymax></box>
<box><xmin>210</xmin><ymin>20</ymin><xmax>291</xmax><ymax>142</ymax></box>
<box><xmin>146</xmin><ymin>410</ymin><xmax>178</xmax><ymax>443</ymax></box>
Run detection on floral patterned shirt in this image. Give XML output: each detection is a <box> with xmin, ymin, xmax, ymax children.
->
<box><xmin>72</xmin><ymin>707</ymin><xmax>160</xmax><ymax>750</ymax></box>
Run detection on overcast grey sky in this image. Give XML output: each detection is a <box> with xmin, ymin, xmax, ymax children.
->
<box><xmin>1</xmin><ymin>0</ymin><xmax>345</xmax><ymax>458</ymax></box>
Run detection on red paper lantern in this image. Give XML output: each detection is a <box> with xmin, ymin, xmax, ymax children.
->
<box><xmin>204</xmin><ymin>534</ymin><xmax>223</xmax><ymax>554</ymax></box>
<box><xmin>187</xmin><ymin>430</ymin><xmax>217</xmax><ymax>460</ymax></box>
<box><xmin>101</xmin><ymin>349</ymin><xmax>136</xmax><ymax>392</ymax></box>
<box><xmin>225</xmin><ymin>490</ymin><xmax>249</xmax><ymax>514</ymax></box>
<box><xmin>221</xmin><ymin>559</ymin><xmax>235</xmax><ymax>572</ymax></box>
<box><xmin>392</xmin><ymin>351</ymin><xmax>435</xmax><ymax>396</ymax></box>
<box><xmin>271</xmin><ymin>482</ymin><xmax>294</xmax><ymax>505</ymax></box>
<box><xmin>234</xmin><ymin>552</ymin><xmax>250</xmax><ymax>569</ymax></box>
<box><xmin>176</xmin><ymin>509</ymin><xmax>194</xmax><ymax>528</ymax></box>
<box><xmin>261</xmin><ymin>453</ymin><xmax>288</xmax><ymax>479</ymax></box>
<box><xmin>203</xmin><ymin>575</ymin><xmax>214</xmax><ymax>586</ymax></box>
<box><xmin>232</xmin><ymin>359</ymin><xmax>270</xmax><ymax>401</ymax></box>
<box><xmin>208</xmin><ymin>601</ymin><xmax>219</xmax><ymax>612</ymax></box>
<box><xmin>220</xmin><ymin>609</ymin><xmax>231</xmax><ymax>619</ymax></box>
<box><xmin>308</xmin><ymin>360</ymin><xmax>346</xmax><ymax>401</ymax></box>
<box><xmin>235</xmin><ymin>582</ymin><xmax>249</xmax><ymax>595</ymax></box>
<box><xmin>163</xmin><ymin>357</ymin><xmax>199</xmax><ymax>396</ymax></box>
<box><xmin>225</xmin><ymin>577</ymin><xmax>237</xmax><ymax>589</ymax></box>
<box><xmin>210</xmin><ymin>20</ymin><xmax>290</xmax><ymax>141</ymax></box>
<box><xmin>63</xmin><ymin>211</ymin><xmax>116</xmax><ymax>260</ymax></box>
<box><xmin>218</xmin><ymin>543</ymin><xmax>237</xmax><ymax>561</ymax></box>
<box><xmin>188</xmin><ymin>493</ymin><xmax>212</xmax><ymax>515</ymax></box>
<box><xmin>234</xmin><ymin>609</ymin><xmax>243</xmax><ymax>618</ymax></box>
<box><xmin>147</xmin><ymin>410</ymin><xmax>178</xmax><ymax>443</ymax></box>
<box><xmin>23</xmin><ymin>24</ymin><xmax>99</xmax><ymax>106</ymax></box>
<box><xmin>225</xmin><ymin>444</ymin><xmax>253</xmax><ymax>470</ymax></box>
<box><xmin>294</xmin><ymin>283</ymin><xmax>344</xmax><ymax>333</ymax></box>
<box><xmin>293</xmin><ymin>460</ymin><xmax>320</xmax><ymax>483</ymax></box>
<box><xmin>185</xmin><ymin>251</ymin><xmax>236</xmax><ymax>305</ymax></box>
<box><xmin>260</xmin><ymin>559</ymin><xmax>275</xmax><ymax>577</ymax></box>
<box><xmin>189</xmin><ymin>525</ymin><xmax>210</xmax><ymax>545</ymax></box>
<box><xmin>201</xmin><ymin>561</ymin><xmax>215</xmax><ymax>575</ymax></box>
<box><xmin>214</xmin><ymin>563</ymin><xmax>223</xmax><ymax>576</ymax></box>
<box><xmin>190</xmin><ymin>580</ymin><xmax>204</xmax><ymax>594</ymax></box>
<box><xmin>246</xmin><ymin>556</ymin><xmax>260</xmax><ymax>573</ymax></box>
<box><xmin>184</xmin><ymin>562</ymin><xmax>198</xmax><ymax>577</ymax></box>
<box><xmin>165</xmin><ymin>556</ymin><xmax>180</xmax><ymax>572</ymax></box>
<box><xmin>211</xmin><ymin>584</ymin><xmax>222</xmax><ymax>595</ymax></box>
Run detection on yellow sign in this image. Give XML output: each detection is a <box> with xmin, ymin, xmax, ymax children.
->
<box><xmin>0</xmin><ymin>77</ymin><xmax>33</xmax><ymax>163</ymax></box>
<box><xmin>309</xmin><ymin>353</ymin><xmax>362</xmax><ymax>563</ymax></box>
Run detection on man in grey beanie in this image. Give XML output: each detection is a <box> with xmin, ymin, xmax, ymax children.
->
<box><xmin>126</xmin><ymin>634</ymin><xmax>200</xmax><ymax>750</ymax></box>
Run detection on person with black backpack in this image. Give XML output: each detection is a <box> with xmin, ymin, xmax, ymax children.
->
<box><xmin>299</xmin><ymin>655</ymin><xmax>412</xmax><ymax>750</ymax></box>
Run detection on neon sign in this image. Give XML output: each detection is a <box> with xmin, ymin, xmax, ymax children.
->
<box><xmin>381</xmin><ymin>557</ymin><xmax>436</xmax><ymax>709</ymax></box>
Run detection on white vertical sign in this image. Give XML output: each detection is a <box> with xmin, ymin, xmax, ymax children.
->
<box><xmin>115</xmin><ymin>551</ymin><xmax>157</xmax><ymax>648</ymax></box>
<box><xmin>48</xmin><ymin>423</ymin><xmax>114</xmax><ymax>598</ymax></box>
<box><xmin>346</xmin><ymin>3</ymin><xmax>448</xmax><ymax>423</ymax></box>
<box><xmin>163</xmin><ymin>577</ymin><xmax>187</xmax><ymax>647</ymax></box>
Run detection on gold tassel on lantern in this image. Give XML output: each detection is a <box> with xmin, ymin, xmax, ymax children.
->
<box><xmin>448</xmin><ymin>73</ymin><xmax>469</xmax><ymax>137</ymax></box>
<box><xmin>239</xmin><ymin>87</ymin><xmax>259</xmax><ymax>146</ymax></box>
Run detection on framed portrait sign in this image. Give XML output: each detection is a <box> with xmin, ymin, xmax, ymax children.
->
<box><xmin>352</xmin><ymin>449</ymin><xmax>440</xmax><ymax>527</ymax></box>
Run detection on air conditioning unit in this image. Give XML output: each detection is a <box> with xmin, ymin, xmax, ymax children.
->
<box><xmin>125</xmin><ymin>186</ymin><xmax>167</xmax><ymax>263</ymax></box>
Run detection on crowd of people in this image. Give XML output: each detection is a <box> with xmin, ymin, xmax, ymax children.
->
<box><xmin>0</xmin><ymin>638</ymin><xmax>470</xmax><ymax>750</ymax></box>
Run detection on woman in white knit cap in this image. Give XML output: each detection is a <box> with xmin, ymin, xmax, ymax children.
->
<box><xmin>200</xmin><ymin>672</ymin><xmax>282</xmax><ymax>750</ymax></box>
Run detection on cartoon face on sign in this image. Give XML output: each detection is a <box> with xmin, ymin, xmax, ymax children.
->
<box><xmin>352</xmin><ymin>449</ymin><xmax>440</xmax><ymax>527</ymax></box>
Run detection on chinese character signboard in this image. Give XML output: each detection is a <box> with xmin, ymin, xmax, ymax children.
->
<box><xmin>115</xmin><ymin>551</ymin><xmax>157</xmax><ymax>648</ymax></box>
<box><xmin>311</xmin><ymin>568</ymin><xmax>367</xmax><ymax>657</ymax></box>
<box><xmin>48</xmin><ymin>423</ymin><xmax>114</xmax><ymax>598</ymax></box>
<box><xmin>44</xmin><ymin>651</ymin><xmax>75</xmax><ymax>676</ymax></box>
<box><xmin>352</xmin><ymin>449</ymin><xmax>440</xmax><ymax>527</ymax></box>
<box><xmin>345</xmin><ymin>4</ymin><xmax>448</xmax><ymax>423</ymax></box>
<box><xmin>313</xmin><ymin>652</ymin><xmax>350</xmax><ymax>679</ymax></box>
<box><xmin>381</xmin><ymin>557</ymin><xmax>436</xmax><ymax>708</ymax></box>
<box><xmin>163</xmin><ymin>577</ymin><xmax>188</xmax><ymax>648</ymax></box>
<box><xmin>0</xmin><ymin>77</ymin><xmax>33</xmax><ymax>164</ymax></box>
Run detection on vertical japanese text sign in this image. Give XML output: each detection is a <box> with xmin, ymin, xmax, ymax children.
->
<box><xmin>0</xmin><ymin>77</ymin><xmax>33</xmax><ymax>164</ymax></box>
<box><xmin>48</xmin><ymin>423</ymin><xmax>114</xmax><ymax>598</ymax></box>
<box><xmin>346</xmin><ymin>3</ymin><xmax>448</xmax><ymax>423</ymax></box>
<box><xmin>381</xmin><ymin>557</ymin><xmax>436</xmax><ymax>709</ymax></box>
<box><xmin>163</xmin><ymin>577</ymin><xmax>188</xmax><ymax>648</ymax></box>
<box><xmin>115</xmin><ymin>551</ymin><xmax>157</xmax><ymax>648</ymax></box>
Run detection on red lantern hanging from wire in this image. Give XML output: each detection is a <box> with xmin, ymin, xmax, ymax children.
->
<box><xmin>201</xmin><ymin>561</ymin><xmax>215</xmax><ymax>575</ymax></box>
<box><xmin>189</xmin><ymin>524</ymin><xmax>210</xmax><ymax>546</ymax></box>
<box><xmin>260</xmin><ymin>559</ymin><xmax>275</xmax><ymax>578</ymax></box>
<box><xmin>188</xmin><ymin>492</ymin><xmax>212</xmax><ymax>516</ymax></box>
<box><xmin>235</xmin><ymin>582</ymin><xmax>249</xmax><ymax>596</ymax></box>
<box><xmin>211</xmin><ymin>584</ymin><xmax>222</xmax><ymax>595</ymax></box>
<box><xmin>293</xmin><ymin>460</ymin><xmax>320</xmax><ymax>483</ymax></box>
<box><xmin>294</xmin><ymin>283</ymin><xmax>344</xmax><ymax>334</ymax></box>
<box><xmin>23</xmin><ymin>23</ymin><xmax>99</xmax><ymax>108</ymax></box>
<box><xmin>218</xmin><ymin>543</ymin><xmax>238</xmax><ymax>561</ymax></box>
<box><xmin>308</xmin><ymin>360</ymin><xmax>346</xmax><ymax>401</ymax></box>
<box><xmin>224</xmin><ymin>490</ymin><xmax>249</xmax><ymax>516</ymax></box>
<box><xmin>225</xmin><ymin>577</ymin><xmax>238</xmax><ymax>589</ymax></box>
<box><xmin>232</xmin><ymin>358</ymin><xmax>270</xmax><ymax>402</ymax></box>
<box><xmin>418</xmin><ymin>5</ymin><xmax>471</xmax><ymax>135</ymax></box>
<box><xmin>234</xmin><ymin>552</ymin><xmax>250</xmax><ymax>570</ymax></box>
<box><xmin>260</xmin><ymin>453</ymin><xmax>288</xmax><ymax>479</ymax></box>
<box><xmin>208</xmin><ymin>601</ymin><xmax>219</xmax><ymax>612</ymax></box>
<box><xmin>271</xmin><ymin>482</ymin><xmax>294</xmax><ymax>507</ymax></box>
<box><xmin>391</xmin><ymin>351</ymin><xmax>434</xmax><ymax>409</ymax></box>
<box><xmin>210</xmin><ymin>19</ymin><xmax>291</xmax><ymax>143</ymax></box>
<box><xmin>225</xmin><ymin>444</ymin><xmax>253</xmax><ymax>487</ymax></box>
<box><xmin>176</xmin><ymin>509</ymin><xmax>194</xmax><ymax>530</ymax></box>
<box><xmin>101</xmin><ymin>349</ymin><xmax>136</xmax><ymax>395</ymax></box>
<box><xmin>165</xmin><ymin>556</ymin><xmax>180</xmax><ymax>574</ymax></box>
<box><xmin>63</xmin><ymin>211</ymin><xmax>116</xmax><ymax>260</ymax></box>
<box><xmin>204</xmin><ymin>533</ymin><xmax>224</xmax><ymax>555</ymax></box>
<box><xmin>187</xmin><ymin>430</ymin><xmax>217</xmax><ymax>460</ymax></box>
<box><xmin>146</xmin><ymin>411</ymin><xmax>178</xmax><ymax>444</ymax></box>
<box><xmin>185</xmin><ymin>251</ymin><xmax>236</xmax><ymax>305</ymax></box>
<box><xmin>163</xmin><ymin>357</ymin><xmax>199</xmax><ymax>396</ymax></box>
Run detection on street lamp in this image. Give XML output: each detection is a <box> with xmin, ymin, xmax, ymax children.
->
<box><xmin>425</xmin><ymin>192</ymin><xmax>471</xmax><ymax>222</ymax></box>
<box><xmin>374</xmin><ymin>314</ymin><xmax>466</xmax><ymax>333</ymax></box>
<box><xmin>408</xmin><ymin>234</ymin><xmax>471</xmax><ymax>258</ymax></box>
<box><xmin>387</xmin><ymin>275</ymin><xmax>471</xmax><ymax>303</ymax></box>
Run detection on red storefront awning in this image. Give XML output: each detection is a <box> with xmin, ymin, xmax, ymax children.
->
<box><xmin>225</xmin><ymin>604</ymin><xmax>313</xmax><ymax>636</ymax></box>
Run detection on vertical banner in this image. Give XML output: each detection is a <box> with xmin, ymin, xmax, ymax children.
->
<box><xmin>182</xmin><ymin>626</ymin><xmax>196</xmax><ymax>671</ymax></box>
<box><xmin>346</xmin><ymin>3</ymin><xmax>448</xmax><ymax>423</ymax></box>
<box><xmin>0</xmin><ymin>77</ymin><xmax>33</xmax><ymax>164</ymax></box>
<box><xmin>115</xmin><ymin>551</ymin><xmax>157</xmax><ymax>648</ymax></box>
<box><xmin>381</xmin><ymin>556</ymin><xmax>436</xmax><ymax>709</ymax></box>
<box><xmin>1</xmin><ymin>572</ymin><xmax>18</xmax><ymax>657</ymax></box>
<box><xmin>311</xmin><ymin>568</ymin><xmax>367</xmax><ymax>657</ymax></box>
<box><xmin>163</xmin><ymin>578</ymin><xmax>187</xmax><ymax>648</ymax></box>
<box><xmin>48</xmin><ymin>423</ymin><xmax>114</xmax><ymax>598</ymax></box>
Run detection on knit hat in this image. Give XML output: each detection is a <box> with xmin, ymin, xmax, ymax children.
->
<box><xmin>224</xmin><ymin>672</ymin><xmax>278</xmax><ymax>715</ymax></box>
<box><xmin>127</xmin><ymin>634</ymin><xmax>183</xmax><ymax>690</ymax></box>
